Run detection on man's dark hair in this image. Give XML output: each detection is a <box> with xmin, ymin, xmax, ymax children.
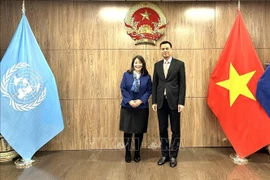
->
<box><xmin>160</xmin><ymin>41</ymin><xmax>172</xmax><ymax>48</ymax></box>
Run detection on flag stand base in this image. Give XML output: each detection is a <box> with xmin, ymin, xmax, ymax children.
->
<box><xmin>229</xmin><ymin>153</ymin><xmax>248</xmax><ymax>165</ymax></box>
<box><xmin>14</xmin><ymin>158</ymin><xmax>36</xmax><ymax>169</ymax></box>
<box><xmin>266</xmin><ymin>146</ymin><xmax>270</xmax><ymax>155</ymax></box>
<box><xmin>0</xmin><ymin>134</ymin><xmax>18</xmax><ymax>162</ymax></box>
<box><xmin>0</xmin><ymin>151</ymin><xmax>18</xmax><ymax>162</ymax></box>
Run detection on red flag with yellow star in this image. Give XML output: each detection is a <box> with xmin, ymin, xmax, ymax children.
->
<box><xmin>207</xmin><ymin>10</ymin><xmax>270</xmax><ymax>158</ymax></box>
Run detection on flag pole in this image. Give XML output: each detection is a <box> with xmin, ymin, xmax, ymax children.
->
<box><xmin>230</xmin><ymin>0</ymin><xmax>256</xmax><ymax>164</ymax></box>
<box><xmin>14</xmin><ymin>0</ymin><xmax>38</xmax><ymax>169</ymax></box>
<box><xmin>22</xmin><ymin>0</ymin><xmax>25</xmax><ymax>14</ymax></box>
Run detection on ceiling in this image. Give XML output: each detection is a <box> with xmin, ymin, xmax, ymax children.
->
<box><xmin>18</xmin><ymin>0</ymin><xmax>270</xmax><ymax>2</ymax></box>
<box><xmin>85</xmin><ymin>0</ymin><xmax>269</xmax><ymax>1</ymax></box>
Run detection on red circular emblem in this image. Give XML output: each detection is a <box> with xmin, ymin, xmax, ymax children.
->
<box><xmin>124</xmin><ymin>2</ymin><xmax>168</xmax><ymax>45</ymax></box>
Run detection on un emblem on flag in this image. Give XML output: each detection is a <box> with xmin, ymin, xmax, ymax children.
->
<box><xmin>1</xmin><ymin>62</ymin><xmax>46</xmax><ymax>111</ymax></box>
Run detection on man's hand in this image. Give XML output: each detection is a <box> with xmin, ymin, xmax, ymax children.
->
<box><xmin>178</xmin><ymin>105</ymin><xmax>184</xmax><ymax>113</ymax></box>
<box><xmin>152</xmin><ymin>104</ymin><xmax>157</xmax><ymax>112</ymax></box>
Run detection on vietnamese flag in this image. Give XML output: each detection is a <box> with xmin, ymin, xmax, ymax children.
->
<box><xmin>207</xmin><ymin>10</ymin><xmax>270</xmax><ymax>158</ymax></box>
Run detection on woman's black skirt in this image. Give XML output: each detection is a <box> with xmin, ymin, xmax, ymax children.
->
<box><xmin>119</xmin><ymin>107</ymin><xmax>149</xmax><ymax>133</ymax></box>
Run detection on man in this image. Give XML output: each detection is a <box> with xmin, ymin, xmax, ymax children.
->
<box><xmin>152</xmin><ymin>41</ymin><xmax>186</xmax><ymax>168</ymax></box>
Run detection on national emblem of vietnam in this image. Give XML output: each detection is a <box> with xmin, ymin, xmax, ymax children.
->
<box><xmin>124</xmin><ymin>2</ymin><xmax>168</xmax><ymax>45</ymax></box>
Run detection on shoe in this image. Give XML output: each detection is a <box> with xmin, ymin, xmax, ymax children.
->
<box><xmin>125</xmin><ymin>152</ymin><xmax>131</xmax><ymax>163</ymax></box>
<box><xmin>157</xmin><ymin>156</ymin><xmax>169</xmax><ymax>165</ymax></box>
<box><xmin>170</xmin><ymin>157</ymin><xmax>177</xmax><ymax>168</ymax></box>
<box><xmin>134</xmin><ymin>152</ymin><xmax>141</xmax><ymax>163</ymax></box>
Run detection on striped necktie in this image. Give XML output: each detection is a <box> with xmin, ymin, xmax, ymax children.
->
<box><xmin>164</xmin><ymin>61</ymin><xmax>169</xmax><ymax>95</ymax></box>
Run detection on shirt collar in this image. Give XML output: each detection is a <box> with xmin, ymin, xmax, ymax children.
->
<box><xmin>133</xmin><ymin>71</ymin><xmax>141</xmax><ymax>78</ymax></box>
<box><xmin>163</xmin><ymin>57</ymin><xmax>172</xmax><ymax>64</ymax></box>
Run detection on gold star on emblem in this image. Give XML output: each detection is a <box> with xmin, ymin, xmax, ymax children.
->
<box><xmin>140</xmin><ymin>10</ymin><xmax>151</xmax><ymax>20</ymax></box>
<box><xmin>216</xmin><ymin>63</ymin><xmax>256</xmax><ymax>107</ymax></box>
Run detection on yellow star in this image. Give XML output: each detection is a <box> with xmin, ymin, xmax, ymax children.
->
<box><xmin>140</xmin><ymin>10</ymin><xmax>151</xmax><ymax>20</ymax></box>
<box><xmin>216</xmin><ymin>63</ymin><xmax>256</xmax><ymax>107</ymax></box>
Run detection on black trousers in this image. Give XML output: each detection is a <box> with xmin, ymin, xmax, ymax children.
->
<box><xmin>157</xmin><ymin>98</ymin><xmax>181</xmax><ymax>158</ymax></box>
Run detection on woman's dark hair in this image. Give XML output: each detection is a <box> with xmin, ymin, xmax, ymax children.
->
<box><xmin>127</xmin><ymin>55</ymin><xmax>149</xmax><ymax>76</ymax></box>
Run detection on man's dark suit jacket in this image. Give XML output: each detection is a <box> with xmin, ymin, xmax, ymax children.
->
<box><xmin>152</xmin><ymin>58</ymin><xmax>186</xmax><ymax>110</ymax></box>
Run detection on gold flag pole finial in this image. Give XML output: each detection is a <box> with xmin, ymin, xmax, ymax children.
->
<box><xmin>22</xmin><ymin>0</ymin><xmax>25</xmax><ymax>14</ymax></box>
<box><xmin>238</xmin><ymin>0</ymin><xmax>240</xmax><ymax>11</ymax></box>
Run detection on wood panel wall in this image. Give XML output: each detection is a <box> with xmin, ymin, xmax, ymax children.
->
<box><xmin>1</xmin><ymin>1</ymin><xmax>269</xmax><ymax>150</ymax></box>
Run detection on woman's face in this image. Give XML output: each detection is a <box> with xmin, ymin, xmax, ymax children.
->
<box><xmin>133</xmin><ymin>58</ymin><xmax>143</xmax><ymax>72</ymax></box>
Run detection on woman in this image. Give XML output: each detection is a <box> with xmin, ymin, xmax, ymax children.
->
<box><xmin>119</xmin><ymin>55</ymin><xmax>152</xmax><ymax>163</ymax></box>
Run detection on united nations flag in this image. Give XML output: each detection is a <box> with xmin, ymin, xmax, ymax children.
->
<box><xmin>0</xmin><ymin>13</ymin><xmax>64</xmax><ymax>160</ymax></box>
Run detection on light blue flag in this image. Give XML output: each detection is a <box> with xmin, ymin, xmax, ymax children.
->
<box><xmin>0</xmin><ymin>14</ymin><xmax>64</xmax><ymax>160</ymax></box>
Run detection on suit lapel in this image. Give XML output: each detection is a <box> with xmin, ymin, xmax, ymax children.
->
<box><xmin>158</xmin><ymin>61</ymin><xmax>166</xmax><ymax>79</ymax></box>
<box><xmin>166</xmin><ymin>58</ymin><xmax>175</xmax><ymax>78</ymax></box>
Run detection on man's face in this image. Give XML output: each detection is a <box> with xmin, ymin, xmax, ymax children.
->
<box><xmin>160</xmin><ymin>43</ymin><xmax>172</xmax><ymax>60</ymax></box>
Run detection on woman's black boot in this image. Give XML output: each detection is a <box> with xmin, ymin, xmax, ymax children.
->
<box><xmin>124</xmin><ymin>133</ymin><xmax>132</xmax><ymax>163</ymax></box>
<box><xmin>134</xmin><ymin>133</ymin><xmax>143</xmax><ymax>162</ymax></box>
